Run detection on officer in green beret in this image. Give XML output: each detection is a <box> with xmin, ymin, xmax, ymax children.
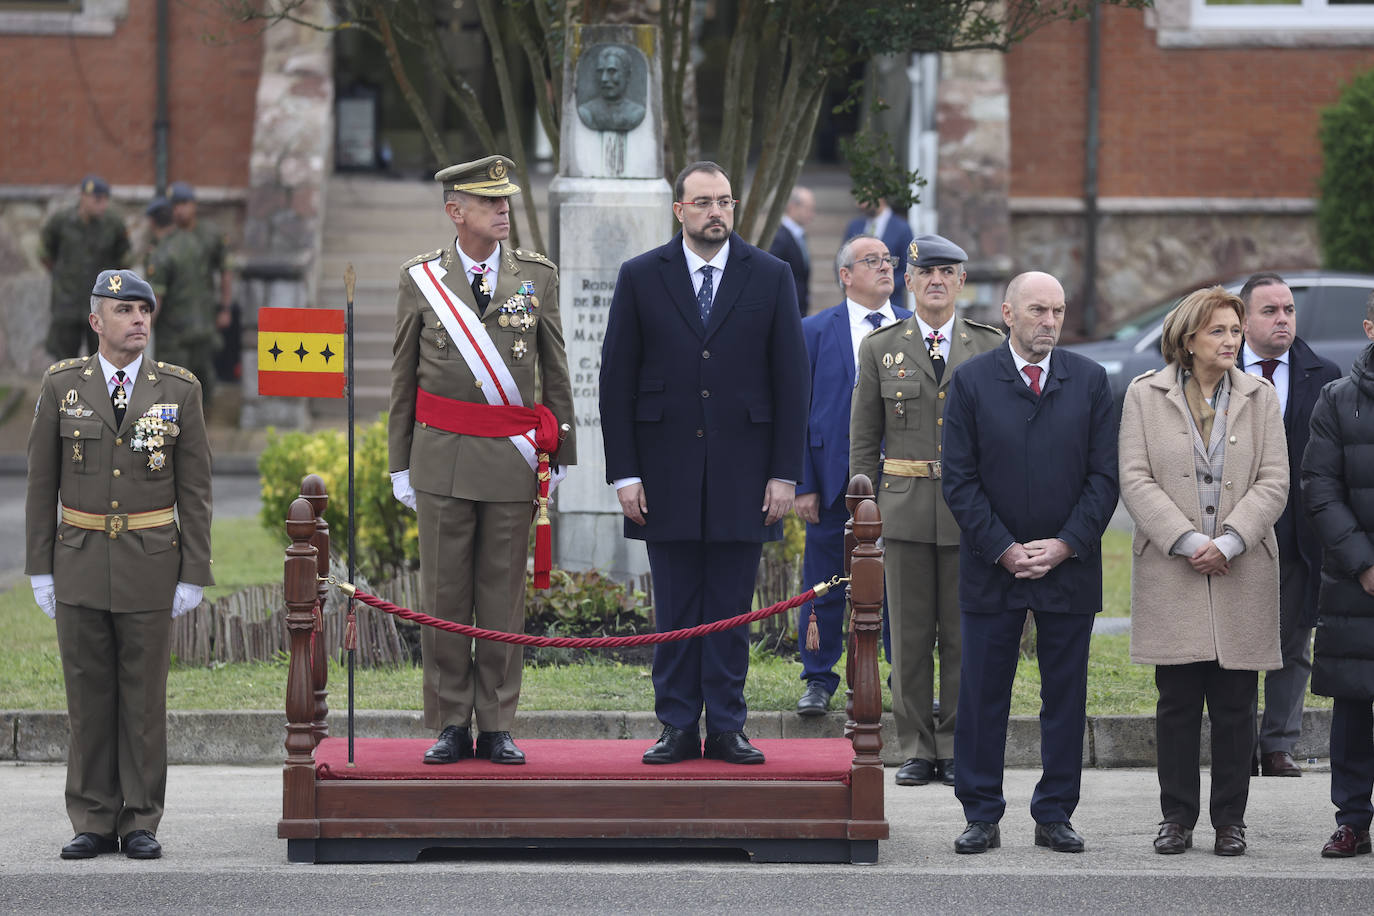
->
<box><xmin>25</xmin><ymin>268</ymin><xmax>213</xmax><ymax>861</ymax></box>
<box><xmin>388</xmin><ymin>155</ymin><xmax>575</xmax><ymax>766</ymax></box>
<box><xmin>39</xmin><ymin>175</ymin><xmax>132</xmax><ymax>359</ymax></box>
<box><xmin>849</xmin><ymin>233</ymin><xmax>1004</xmax><ymax>790</ymax></box>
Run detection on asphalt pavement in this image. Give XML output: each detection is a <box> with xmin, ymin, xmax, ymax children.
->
<box><xmin>1</xmin><ymin>763</ymin><xmax>1370</xmax><ymax>913</ymax></box>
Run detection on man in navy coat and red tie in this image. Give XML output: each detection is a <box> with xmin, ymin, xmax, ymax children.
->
<box><xmin>941</xmin><ymin>271</ymin><xmax>1119</xmax><ymax>855</ymax></box>
<box><xmin>600</xmin><ymin>161</ymin><xmax>809</xmax><ymax>766</ymax></box>
<box><xmin>793</xmin><ymin>235</ymin><xmax>910</xmax><ymax>716</ymax></box>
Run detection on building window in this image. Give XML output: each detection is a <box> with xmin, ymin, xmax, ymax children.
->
<box><xmin>0</xmin><ymin>0</ymin><xmax>126</xmax><ymax>36</ymax></box>
<box><xmin>1193</xmin><ymin>0</ymin><xmax>1374</xmax><ymax>30</ymax></box>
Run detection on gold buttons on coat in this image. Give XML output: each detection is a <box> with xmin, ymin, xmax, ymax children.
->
<box><xmin>111</xmin><ymin>500</ymin><xmax>119</xmax><ymax>509</ymax></box>
<box><xmin>112</xmin><ymin>469</ymin><xmax>121</xmax><ymax>478</ymax></box>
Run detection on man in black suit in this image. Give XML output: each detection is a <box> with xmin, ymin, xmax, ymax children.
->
<box><xmin>600</xmin><ymin>161</ymin><xmax>809</xmax><ymax>766</ymax></box>
<box><xmin>768</xmin><ymin>186</ymin><xmax>814</xmax><ymax>316</ymax></box>
<box><xmin>1240</xmin><ymin>272</ymin><xmax>1342</xmax><ymax>777</ymax></box>
<box><xmin>941</xmin><ymin>271</ymin><xmax>1119</xmax><ymax>854</ymax></box>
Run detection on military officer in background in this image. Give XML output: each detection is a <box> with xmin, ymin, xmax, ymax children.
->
<box><xmin>849</xmin><ymin>234</ymin><xmax>1003</xmax><ymax>788</ymax></box>
<box><xmin>168</xmin><ymin>182</ymin><xmax>233</xmax><ymax>332</ymax></box>
<box><xmin>25</xmin><ymin>269</ymin><xmax>213</xmax><ymax>860</ymax></box>
<box><xmin>39</xmin><ymin>175</ymin><xmax>132</xmax><ymax>359</ymax></box>
<box><xmin>388</xmin><ymin>155</ymin><xmax>575</xmax><ymax>767</ymax></box>
<box><xmin>146</xmin><ymin>185</ymin><xmax>226</xmax><ymax>403</ymax></box>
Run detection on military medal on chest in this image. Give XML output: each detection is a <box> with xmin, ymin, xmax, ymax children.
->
<box><xmin>61</xmin><ymin>388</ymin><xmax>93</xmax><ymax>418</ymax></box>
<box><xmin>129</xmin><ymin>403</ymin><xmax>180</xmax><ymax>471</ymax></box>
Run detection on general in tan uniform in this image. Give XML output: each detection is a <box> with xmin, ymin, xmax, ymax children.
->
<box><xmin>25</xmin><ymin>269</ymin><xmax>213</xmax><ymax>861</ymax></box>
<box><xmin>849</xmin><ymin>235</ymin><xmax>1003</xmax><ymax>788</ymax></box>
<box><xmin>388</xmin><ymin>155</ymin><xmax>575</xmax><ymax>766</ymax></box>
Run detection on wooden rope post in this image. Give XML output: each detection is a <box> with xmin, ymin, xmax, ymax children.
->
<box><xmin>847</xmin><ymin>495</ymin><xmax>885</xmax><ymax>825</ymax></box>
<box><xmin>843</xmin><ymin>474</ymin><xmax>874</xmax><ymax>738</ymax></box>
<box><xmin>282</xmin><ymin>497</ymin><xmax>319</xmax><ymax>826</ymax></box>
<box><xmin>301</xmin><ymin>474</ymin><xmax>331</xmax><ymax>746</ymax></box>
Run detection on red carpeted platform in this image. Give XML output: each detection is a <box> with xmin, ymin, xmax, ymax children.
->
<box><xmin>314</xmin><ymin>737</ymin><xmax>854</xmax><ymax>783</ymax></box>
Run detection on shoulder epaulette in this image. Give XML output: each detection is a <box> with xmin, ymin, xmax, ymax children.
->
<box><xmin>48</xmin><ymin>356</ymin><xmax>91</xmax><ymax>375</ymax></box>
<box><xmin>866</xmin><ymin>320</ymin><xmax>906</xmax><ymax>339</ymax></box>
<box><xmin>1130</xmin><ymin>369</ymin><xmax>1158</xmax><ymax>384</ymax></box>
<box><xmin>152</xmin><ymin>361</ymin><xmax>198</xmax><ymax>382</ymax></box>
<box><xmin>402</xmin><ymin>249</ymin><xmax>444</xmax><ymax>269</ymax></box>
<box><xmin>960</xmin><ymin>318</ymin><xmax>1004</xmax><ymax>334</ymax></box>
<box><xmin>513</xmin><ymin>248</ymin><xmax>556</xmax><ymax>267</ymax></box>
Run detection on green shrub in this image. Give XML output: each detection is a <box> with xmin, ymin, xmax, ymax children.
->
<box><xmin>1317</xmin><ymin>67</ymin><xmax>1374</xmax><ymax>273</ymax></box>
<box><xmin>257</xmin><ymin>416</ymin><xmax>419</xmax><ymax>581</ymax></box>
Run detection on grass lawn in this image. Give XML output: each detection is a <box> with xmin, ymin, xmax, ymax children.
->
<box><xmin>0</xmin><ymin>518</ymin><xmax>1330</xmax><ymax>716</ymax></box>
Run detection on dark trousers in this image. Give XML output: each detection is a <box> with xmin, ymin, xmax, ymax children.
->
<box><xmin>646</xmin><ymin>540</ymin><xmax>762</xmax><ymax>734</ymax></box>
<box><xmin>954</xmin><ymin>608</ymin><xmax>1093</xmax><ymax>824</ymax></box>
<box><xmin>799</xmin><ymin>498</ymin><xmax>849</xmax><ymax>694</ymax></box>
<box><xmin>55</xmin><ymin>603</ymin><xmax>172</xmax><ymax>838</ymax></box>
<box><xmin>1258</xmin><ymin>556</ymin><xmax>1313</xmax><ymax>754</ymax></box>
<box><xmin>1155</xmin><ymin>661</ymin><xmax>1257</xmax><ymax>828</ymax></box>
<box><xmin>1330</xmin><ymin>697</ymin><xmax>1374</xmax><ymax>831</ymax></box>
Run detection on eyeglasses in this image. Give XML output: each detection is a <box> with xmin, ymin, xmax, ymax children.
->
<box><xmin>679</xmin><ymin>198</ymin><xmax>738</xmax><ymax>211</ymax></box>
<box><xmin>849</xmin><ymin>255</ymin><xmax>899</xmax><ymax>270</ymax></box>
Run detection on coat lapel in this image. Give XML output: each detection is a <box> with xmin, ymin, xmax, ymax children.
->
<box><xmin>122</xmin><ymin>363</ymin><xmax>162</xmax><ymax>437</ymax></box>
<box><xmin>80</xmin><ymin>359</ymin><xmax>119</xmax><ymax>433</ymax></box>
<box><xmin>995</xmin><ymin>343</ymin><xmax>1039</xmax><ymax>404</ymax></box>
<box><xmin>702</xmin><ymin>233</ymin><xmax>751</xmax><ymax>342</ymax></box>
<box><xmin>658</xmin><ymin>236</ymin><xmax>705</xmax><ymax>337</ymax></box>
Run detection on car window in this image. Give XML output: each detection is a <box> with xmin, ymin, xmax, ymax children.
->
<box><xmin>1112</xmin><ymin>299</ymin><xmax>1179</xmax><ymax>341</ymax></box>
<box><xmin>1301</xmin><ymin>284</ymin><xmax>1374</xmax><ymax>343</ymax></box>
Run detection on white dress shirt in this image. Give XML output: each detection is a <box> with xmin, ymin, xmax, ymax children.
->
<box><xmin>98</xmin><ymin>351</ymin><xmax>143</xmax><ymax>400</ymax></box>
<box><xmin>1009</xmin><ymin>346</ymin><xmax>1051</xmax><ymax>389</ymax></box>
<box><xmin>1242</xmin><ymin>342</ymin><xmax>1290</xmax><ymax>416</ymax></box>
<box><xmin>914</xmin><ymin>313</ymin><xmax>956</xmax><ymax>362</ymax></box>
<box><xmin>456</xmin><ymin>239</ymin><xmax>502</xmax><ymax>297</ymax></box>
<box><xmin>847</xmin><ymin>299</ymin><xmax>897</xmax><ymax>370</ymax></box>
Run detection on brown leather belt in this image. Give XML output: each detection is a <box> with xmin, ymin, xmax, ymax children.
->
<box><xmin>61</xmin><ymin>505</ymin><xmax>175</xmax><ymax>539</ymax></box>
<box><xmin>882</xmin><ymin>458</ymin><xmax>942</xmax><ymax>479</ymax></box>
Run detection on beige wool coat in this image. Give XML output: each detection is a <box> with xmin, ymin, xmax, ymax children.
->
<box><xmin>1119</xmin><ymin>365</ymin><xmax>1287</xmax><ymax>670</ymax></box>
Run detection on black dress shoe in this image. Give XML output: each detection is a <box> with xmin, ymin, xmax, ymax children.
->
<box><xmin>1260</xmin><ymin>750</ymin><xmax>1303</xmax><ymax>777</ymax></box>
<box><xmin>1154</xmin><ymin>822</ymin><xmax>1193</xmax><ymax>854</ymax></box>
<box><xmin>796</xmin><ymin>680</ymin><xmax>833</xmax><ymax>717</ymax></box>
<box><xmin>121</xmin><ymin>830</ymin><xmax>162</xmax><ymax>859</ymax></box>
<box><xmin>423</xmin><ymin>725</ymin><xmax>474</xmax><ymax>764</ymax></box>
<box><xmin>937</xmin><ymin>758</ymin><xmax>955</xmax><ymax>787</ymax></box>
<box><xmin>954</xmin><ymin>821</ymin><xmax>1000</xmax><ymax>854</ymax></box>
<box><xmin>1214</xmin><ymin>825</ymin><xmax>1247</xmax><ymax>856</ymax></box>
<box><xmin>1034</xmin><ymin>821</ymin><xmax>1085</xmax><ymax>853</ymax></box>
<box><xmin>704</xmin><ymin>730</ymin><xmax>765</xmax><ymax>764</ymax></box>
<box><xmin>895</xmin><ymin>758</ymin><xmax>937</xmax><ymax>786</ymax></box>
<box><xmin>475</xmin><ymin>731</ymin><xmax>526</xmax><ymax>764</ymax></box>
<box><xmin>60</xmin><ymin>833</ymin><xmax>118</xmax><ymax>859</ymax></box>
<box><xmin>642</xmin><ymin>725</ymin><xmax>701</xmax><ymax>764</ymax></box>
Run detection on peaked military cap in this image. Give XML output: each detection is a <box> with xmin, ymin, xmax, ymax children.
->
<box><xmin>93</xmin><ymin>269</ymin><xmax>157</xmax><ymax>310</ymax></box>
<box><xmin>908</xmin><ymin>234</ymin><xmax>968</xmax><ymax>268</ymax></box>
<box><xmin>80</xmin><ymin>174</ymin><xmax>110</xmax><ymax>196</ymax></box>
<box><xmin>435</xmin><ymin>155</ymin><xmax>521</xmax><ymax>197</ymax></box>
<box><xmin>169</xmin><ymin>181</ymin><xmax>196</xmax><ymax>203</ymax></box>
<box><xmin>145</xmin><ymin>196</ymin><xmax>172</xmax><ymax>218</ymax></box>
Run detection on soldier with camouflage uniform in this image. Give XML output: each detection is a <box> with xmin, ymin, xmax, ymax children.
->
<box><xmin>39</xmin><ymin>175</ymin><xmax>132</xmax><ymax>359</ymax></box>
<box><xmin>145</xmin><ymin>189</ymin><xmax>222</xmax><ymax>401</ymax></box>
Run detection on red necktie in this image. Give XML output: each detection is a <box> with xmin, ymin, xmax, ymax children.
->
<box><xmin>1259</xmin><ymin>358</ymin><xmax>1279</xmax><ymax>382</ymax></box>
<box><xmin>1023</xmin><ymin>364</ymin><xmax>1042</xmax><ymax>396</ymax></box>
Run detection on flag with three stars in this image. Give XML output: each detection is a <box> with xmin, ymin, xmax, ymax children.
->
<box><xmin>257</xmin><ymin>307</ymin><xmax>347</xmax><ymax>398</ymax></box>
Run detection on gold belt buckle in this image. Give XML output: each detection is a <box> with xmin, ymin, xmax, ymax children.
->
<box><xmin>928</xmin><ymin>460</ymin><xmax>942</xmax><ymax>479</ymax></box>
<box><xmin>105</xmin><ymin>513</ymin><xmax>129</xmax><ymax>539</ymax></box>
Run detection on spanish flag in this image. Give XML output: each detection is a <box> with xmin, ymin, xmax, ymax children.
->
<box><xmin>257</xmin><ymin>308</ymin><xmax>347</xmax><ymax>398</ymax></box>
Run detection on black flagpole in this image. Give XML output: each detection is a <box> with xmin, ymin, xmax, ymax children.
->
<box><xmin>344</xmin><ymin>262</ymin><xmax>357</xmax><ymax>765</ymax></box>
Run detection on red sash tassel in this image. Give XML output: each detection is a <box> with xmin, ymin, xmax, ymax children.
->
<box><xmin>415</xmin><ymin>388</ymin><xmax>560</xmax><ymax>589</ymax></box>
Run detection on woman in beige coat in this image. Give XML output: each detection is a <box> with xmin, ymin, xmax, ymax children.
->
<box><xmin>1119</xmin><ymin>286</ymin><xmax>1287</xmax><ymax>858</ymax></box>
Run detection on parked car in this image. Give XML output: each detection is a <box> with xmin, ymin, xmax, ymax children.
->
<box><xmin>1066</xmin><ymin>270</ymin><xmax>1374</xmax><ymax>404</ymax></box>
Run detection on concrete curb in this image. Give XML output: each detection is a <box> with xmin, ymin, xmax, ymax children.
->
<box><xmin>2</xmin><ymin>707</ymin><xmax>1334</xmax><ymax>768</ymax></box>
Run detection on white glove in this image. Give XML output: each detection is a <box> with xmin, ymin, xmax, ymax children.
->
<box><xmin>30</xmin><ymin>574</ymin><xmax>55</xmax><ymax>620</ymax></box>
<box><xmin>390</xmin><ymin>469</ymin><xmax>417</xmax><ymax>511</ymax></box>
<box><xmin>172</xmin><ymin>582</ymin><xmax>204</xmax><ymax>618</ymax></box>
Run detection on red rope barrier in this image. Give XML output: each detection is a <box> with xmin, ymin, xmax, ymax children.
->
<box><xmin>347</xmin><ymin>586</ymin><xmax>819</xmax><ymax>648</ymax></box>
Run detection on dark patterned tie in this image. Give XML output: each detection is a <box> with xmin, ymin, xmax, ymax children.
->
<box><xmin>697</xmin><ymin>265</ymin><xmax>715</xmax><ymax>323</ymax></box>
<box><xmin>1023</xmin><ymin>364</ymin><xmax>1043</xmax><ymax>396</ymax></box>
<box><xmin>927</xmin><ymin>331</ymin><xmax>946</xmax><ymax>384</ymax></box>
<box><xmin>111</xmin><ymin>369</ymin><xmax>128</xmax><ymax>427</ymax></box>
<box><xmin>470</xmin><ymin>263</ymin><xmax>491</xmax><ymax>314</ymax></box>
<box><xmin>1259</xmin><ymin>358</ymin><xmax>1279</xmax><ymax>382</ymax></box>
<box><xmin>864</xmin><ymin>311</ymin><xmax>884</xmax><ymax>331</ymax></box>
